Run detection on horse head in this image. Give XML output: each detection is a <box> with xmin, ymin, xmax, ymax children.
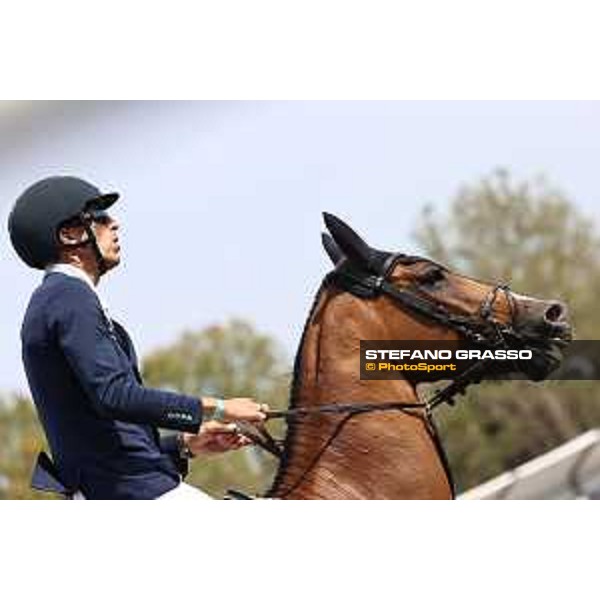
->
<box><xmin>322</xmin><ymin>212</ymin><xmax>572</xmax><ymax>382</ymax></box>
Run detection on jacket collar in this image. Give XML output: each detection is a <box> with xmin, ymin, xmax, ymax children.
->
<box><xmin>45</xmin><ymin>263</ymin><xmax>110</xmax><ymax>313</ymax></box>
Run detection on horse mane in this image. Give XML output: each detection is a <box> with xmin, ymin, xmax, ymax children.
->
<box><xmin>265</xmin><ymin>279</ymin><xmax>330</xmax><ymax>497</ymax></box>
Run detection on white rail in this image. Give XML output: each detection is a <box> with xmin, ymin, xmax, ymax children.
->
<box><xmin>459</xmin><ymin>429</ymin><xmax>600</xmax><ymax>499</ymax></box>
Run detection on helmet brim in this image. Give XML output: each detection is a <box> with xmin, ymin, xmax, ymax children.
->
<box><xmin>86</xmin><ymin>192</ymin><xmax>119</xmax><ymax>211</ymax></box>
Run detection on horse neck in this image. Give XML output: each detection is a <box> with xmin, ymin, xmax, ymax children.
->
<box><xmin>268</xmin><ymin>289</ymin><xmax>453</xmax><ymax>499</ymax></box>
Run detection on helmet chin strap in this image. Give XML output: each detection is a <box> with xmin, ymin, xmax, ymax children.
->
<box><xmin>81</xmin><ymin>220</ymin><xmax>108</xmax><ymax>276</ymax></box>
<box><xmin>59</xmin><ymin>215</ymin><xmax>108</xmax><ymax>276</ymax></box>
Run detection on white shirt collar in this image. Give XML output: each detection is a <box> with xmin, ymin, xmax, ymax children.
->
<box><xmin>45</xmin><ymin>263</ymin><xmax>109</xmax><ymax>312</ymax></box>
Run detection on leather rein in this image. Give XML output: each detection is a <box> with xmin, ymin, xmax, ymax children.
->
<box><xmin>238</xmin><ymin>254</ymin><xmax>522</xmax><ymax>497</ymax></box>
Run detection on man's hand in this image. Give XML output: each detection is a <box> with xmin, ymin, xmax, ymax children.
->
<box><xmin>224</xmin><ymin>398</ymin><xmax>269</xmax><ymax>422</ymax></box>
<box><xmin>183</xmin><ymin>421</ymin><xmax>252</xmax><ymax>456</ymax></box>
<box><xmin>202</xmin><ymin>397</ymin><xmax>269</xmax><ymax>423</ymax></box>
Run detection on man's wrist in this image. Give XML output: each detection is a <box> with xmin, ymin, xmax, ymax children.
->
<box><xmin>201</xmin><ymin>397</ymin><xmax>226</xmax><ymax>422</ymax></box>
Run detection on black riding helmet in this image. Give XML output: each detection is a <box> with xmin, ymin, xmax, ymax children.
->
<box><xmin>8</xmin><ymin>176</ymin><xmax>119</xmax><ymax>271</ymax></box>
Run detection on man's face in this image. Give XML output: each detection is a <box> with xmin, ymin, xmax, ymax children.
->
<box><xmin>57</xmin><ymin>211</ymin><xmax>121</xmax><ymax>273</ymax></box>
<box><xmin>91</xmin><ymin>212</ymin><xmax>121</xmax><ymax>271</ymax></box>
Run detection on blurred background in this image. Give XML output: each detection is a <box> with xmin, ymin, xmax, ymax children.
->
<box><xmin>2</xmin><ymin>101</ymin><xmax>600</xmax><ymax>499</ymax></box>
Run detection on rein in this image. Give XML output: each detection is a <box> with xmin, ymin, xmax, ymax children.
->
<box><xmin>240</xmin><ymin>359</ymin><xmax>489</xmax><ymax>498</ymax></box>
<box><xmin>266</xmin><ymin>358</ymin><xmax>488</xmax><ymax>424</ymax></box>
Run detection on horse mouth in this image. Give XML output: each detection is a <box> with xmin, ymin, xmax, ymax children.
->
<box><xmin>482</xmin><ymin>321</ymin><xmax>573</xmax><ymax>382</ymax></box>
<box><xmin>516</xmin><ymin>323</ymin><xmax>573</xmax><ymax>381</ymax></box>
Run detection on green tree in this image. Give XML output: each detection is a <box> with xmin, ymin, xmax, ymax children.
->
<box><xmin>142</xmin><ymin>318</ymin><xmax>290</xmax><ymax>498</ymax></box>
<box><xmin>0</xmin><ymin>394</ymin><xmax>55</xmax><ymax>500</ymax></box>
<box><xmin>414</xmin><ymin>169</ymin><xmax>600</xmax><ymax>491</ymax></box>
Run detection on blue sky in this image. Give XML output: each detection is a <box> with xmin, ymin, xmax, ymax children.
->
<box><xmin>1</xmin><ymin>101</ymin><xmax>599</xmax><ymax>395</ymax></box>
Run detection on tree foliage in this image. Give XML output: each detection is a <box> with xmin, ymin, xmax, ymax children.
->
<box><xmin>414</xmin><ymin>169</ymin><xmax>600</xmax><ymax>491</ymax></box>
<box><xmin>0</xmin><ymin>394</ymin><xmax>54</xmax><ymax>500</ymax></box>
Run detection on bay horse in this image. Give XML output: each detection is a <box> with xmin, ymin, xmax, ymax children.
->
<box><xmin>261</xmin><ymin>213</ymin><xmax>571</xmax><ymax>500</ymax></box>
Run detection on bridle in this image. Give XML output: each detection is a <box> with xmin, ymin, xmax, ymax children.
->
<box><xmin>241</xmin><ymin>253</ymin><xmax>524</xmax><ymax>498</ymax></box>
<box><xmin>327</xmin><ymin>252</ymin><xmax>521</xmax><ymax>347</ymax></box>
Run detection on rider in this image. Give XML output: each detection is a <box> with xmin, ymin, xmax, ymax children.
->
<box><xmin>8</xmin><ymin>176</ymin><xmax>268</xmax><ymax>499</ymax></box>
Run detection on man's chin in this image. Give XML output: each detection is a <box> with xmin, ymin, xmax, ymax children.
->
<box><xmin>104</xmin><ymin>255</ymin><xmax>121</xmax><ymax>271</ymax></box>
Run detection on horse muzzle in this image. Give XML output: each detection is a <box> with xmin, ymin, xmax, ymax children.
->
<box><xmin>510</xmin><ymin>297</ymin><xmax>573</xmax><ymax>380</ymax></box>
<box><xmin>513</xmin><ymin>296</ymin><xmax>572</xmax><ymax>342</ymax></box>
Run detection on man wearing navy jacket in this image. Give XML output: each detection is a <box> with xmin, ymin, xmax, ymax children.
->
<box><xmin>8</xmin><ymin>176</ymin><xmax>268</xmax><ymax>500</ymax></box>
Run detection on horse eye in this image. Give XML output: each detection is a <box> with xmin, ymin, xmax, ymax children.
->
<box><xmin>419</xmin><ymin>268</ymin><xmax>446</xmax><ymax>286</ymax></box>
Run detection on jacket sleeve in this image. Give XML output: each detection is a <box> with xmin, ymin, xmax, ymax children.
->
<box><xmin>51</xmin><ymin>280</ymin><xmax>203</xmax><ymax>433</ymax></box>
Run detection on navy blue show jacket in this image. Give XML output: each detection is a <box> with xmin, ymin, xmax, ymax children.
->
<box><xmin>21</xmin><ymin>272</ymin><xmax>204</xmax><ymax>499</ymax></box>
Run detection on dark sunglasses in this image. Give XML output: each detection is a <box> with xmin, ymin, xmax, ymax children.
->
<box><xmin>87</xmin><ymin>209</ymin><xmax>113</xmax><ymax>226</ymax></box>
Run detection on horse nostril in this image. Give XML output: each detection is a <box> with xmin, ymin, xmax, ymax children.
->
<box><xmin>545</xmin><ymin>303</ymin><xmax>564</xmax><ymax>323</ymax></box>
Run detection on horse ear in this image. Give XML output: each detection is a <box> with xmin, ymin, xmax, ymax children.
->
<box><xmin>322</xmin><ymin>212</ymin><xmax>371</xmax><ymax>267</ymax></box>
<box><xmin>321</xmin><ymin>232</ymin><xmax>345</xmax><ymax>266</ymax></box>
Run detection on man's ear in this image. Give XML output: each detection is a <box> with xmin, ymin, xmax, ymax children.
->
<box><xmin>57</xmin><ymin>224</ymin><xmax>89</xmax><ymax>247</ymax></box>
